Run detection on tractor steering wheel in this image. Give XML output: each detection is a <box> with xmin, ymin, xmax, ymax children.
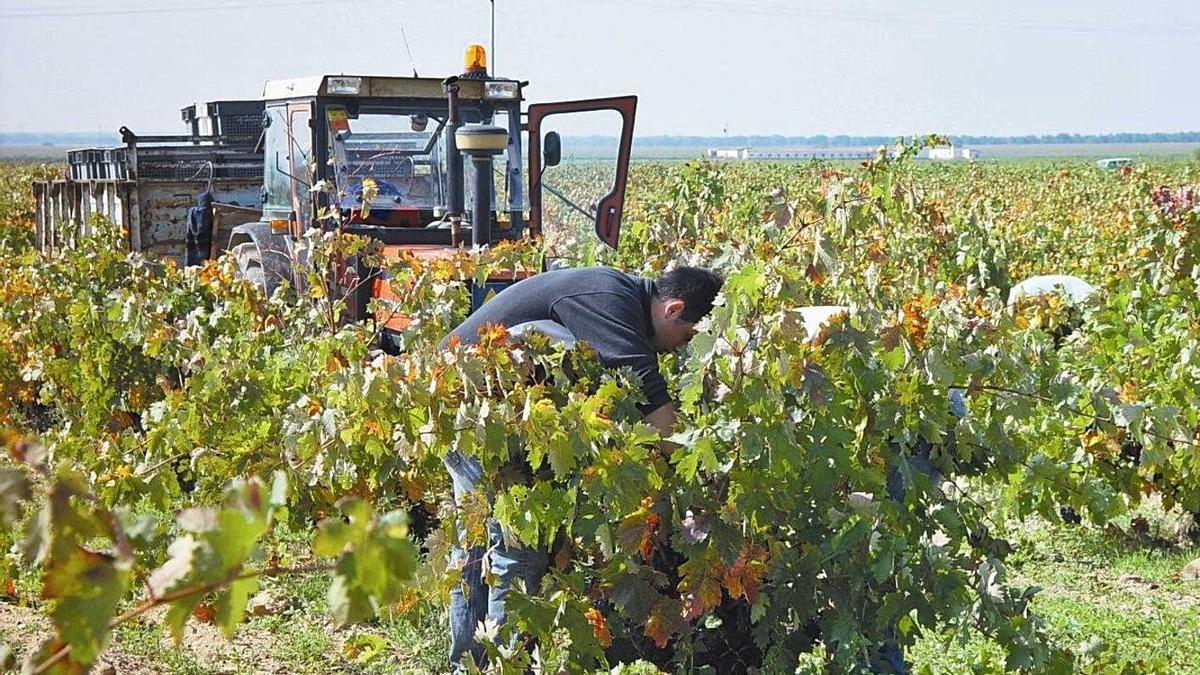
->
<box><xmin>346</xmin><ymin>178</ymin><xmax>404</xmax><ymax>205</ymax></box>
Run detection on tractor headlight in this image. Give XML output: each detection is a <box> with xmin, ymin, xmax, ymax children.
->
<box><xmin>483</xmin><ymin>81</ymin><xmax>520</xmax><ymax>100</ymax></box>
<box><xmin>327</xmin><ymin>76</ymin><xmax>362</xmax><ymax>95</ymax></box>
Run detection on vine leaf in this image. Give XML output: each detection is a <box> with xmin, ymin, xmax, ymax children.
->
<box><xmin>0</xmin><ymin>467</ymin><xmax>30</xmax><ymax>526</ymax></box>
<box><xmin>643</xmin><ymin>596</ymin><xmax>686</xmax><ymax>648</ymax></box>
<box><xmin>146</xmin><ymin>474</ymin><xmax>281</xmax><ymax>641</ymax></box>
<box><xmin>38</xmin><ymin>547</ymin><xmax>132</xmax><ymax>672</ymax></box>
<box><xmin>21</xmin><ymin>472</ymin><xmax>133</xmax><ymax>674</ymax></box>
<box><xmin>723</xmin><ymin>543</ymin><xmax>768</xmax><ymax>603</ymax></box>
<box><xmin>314</xmin><ymin>497</ymin><xmax>418</xmax><ymax>625</ymax></box>
<box><xmin>679</xmin><ymin>549</ymin><xmax>724</xmax><ymax>621</ymax></box>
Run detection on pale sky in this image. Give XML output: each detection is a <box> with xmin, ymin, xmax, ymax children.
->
<box><xmin>1</xmin><ymin>0</ymin><xmax>1197</xmax><ymax>137</ymax></box>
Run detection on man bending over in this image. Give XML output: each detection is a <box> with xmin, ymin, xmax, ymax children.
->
<box><xmin>441</xmin><ymin>265</ymin><xmax>723</xmax><ymax>668</ymax></box>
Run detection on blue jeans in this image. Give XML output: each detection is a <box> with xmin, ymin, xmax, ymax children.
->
<box><xmin>444</xmin><ymin>450</ymin><xmax>549</xmax><ymax>669</ymax></box>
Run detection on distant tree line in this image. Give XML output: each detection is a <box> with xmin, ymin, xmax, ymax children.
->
<box><xmin>619</xmin><ymin>131</ymin><xmax>1200</xmax><ymax>148</ymax></box>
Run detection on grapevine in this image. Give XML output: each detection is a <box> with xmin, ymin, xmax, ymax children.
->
<box><xmin>0</xmin><ymin>147</ymin><xmax>1197</xmax><ymax>673</ymax></box>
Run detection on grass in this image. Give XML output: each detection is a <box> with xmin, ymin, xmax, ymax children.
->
<box><xmin>6</xmin><ymin>515</ymin><xmax>1193</xmax><ymax>673</ymax></box>
<box><xmin>243</xmin><ymin>509</ymin><xmax>1197</xmax><ymax>674</ymax></box>
<box><xmin>238</xmin><ymin>564</ymin><xmax>449</xmax><ymax>674</ymax></box>
<box><xmin>110</xmin><ymin>622</ymin><xmax>214</xmax><ymax>675</ymax></box>
<box><xmin>909</xmin><ymin>505</ymin><xmax>1200</xmax><ymax>674</ymax></box>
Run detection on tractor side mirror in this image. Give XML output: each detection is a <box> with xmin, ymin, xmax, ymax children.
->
<box><xmin>543</xmin><ymin>131</ymin><xmax>561</xmax><ymax>167</ymax></box>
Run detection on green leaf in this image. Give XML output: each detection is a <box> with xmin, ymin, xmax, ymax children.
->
<box><xmin>146</xmin><ymin>477</ymin><xmax>277</xmax><ymax>641</ymax></box>
<box><xmin>318</xmin><ymin>500</ymin><xmax>417</xmax><ymax>626</ymax></box>
<box><xmin>344</xmin><ymin>633</ymin><xmax>388</xmax><ymax>665</ymax></box>
<box><xmin>547</xmin><ymin>432</ymin><xmax>576</xmax><ymax>479</ymax></box>
<box><xmin>673</xmin><ymin>436</ymin><xmax>719</xmax><ymax>484</ymax></box>
<box><xmin>41</xmin><ymin>547</ymin><xmax>131</xmax><ymax>668</ymax></box>
<box><xmin>214</xmin><ymin>576</ymin><xmax>260</xmax><ymax>638</ymax></box>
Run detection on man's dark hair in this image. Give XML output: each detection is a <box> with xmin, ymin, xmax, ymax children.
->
<box><xmin>654</xmin><ymin>266</ymin><xmax>724</xmax><ymax>322</ymax></box>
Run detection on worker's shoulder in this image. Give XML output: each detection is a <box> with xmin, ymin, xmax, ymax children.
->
<box><xmin>540</xmin><ymin>266</ymin><xmax>643</xmax><ymax>293</ymax></box>
<box><xmin>544</xmin><ymin>265</ymin><xmax>638</xmax><ymax>285</ymax></box>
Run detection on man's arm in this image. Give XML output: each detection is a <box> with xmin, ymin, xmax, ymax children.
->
<box><xmin>549</xmin><ymin>294</ymin><xmax>672</xmax><ymax>411</ymax></box>
<box><xmin>550</xmin><ymin>293</ymin><xmax>678</xmax><ymax>457</ymax></box>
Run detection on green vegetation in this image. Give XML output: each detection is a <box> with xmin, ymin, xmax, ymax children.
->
<box><xmin>1</xmin><ymin>150</ymin><xmax>1198</xmax><ymax>673</ymax></box>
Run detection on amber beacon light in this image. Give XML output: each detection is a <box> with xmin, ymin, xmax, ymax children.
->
<box><xmin>463</xmin><ymin>44</ymin><xmax>488</xmax><ymax>75</ymax></box>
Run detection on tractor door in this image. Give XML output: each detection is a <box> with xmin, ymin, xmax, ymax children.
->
<box><xmin>527</xmin><ymin>96</ymin><xmax>637</xmax><ymax>256</ymax></box>
<box><xmin>263</xmin><ymin>102</ymin><xmax>315</xmax><ymax>237</ymax></box>
<box><xmin>284</xmin><ymin>103</ymin><xmax>314</xmax><ymax>236</ymax></box>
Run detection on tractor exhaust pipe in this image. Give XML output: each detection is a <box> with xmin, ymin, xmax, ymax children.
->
<box><xmin>443</xmin><ymin>77</ymin><xmax>465</xmax><ymax>240</ymax></box>
<box><xmin>455</xmin><ymin>125</ymin><xmax>509</xmax><ymax>248</ymax></box>
<box><xmin>470</xmin><ymin>155</ymin><xmax>492</xmax><ymax>248</ymax></box>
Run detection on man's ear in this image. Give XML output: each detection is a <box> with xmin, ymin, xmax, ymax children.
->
<box><xmin>664</xmin><ymin>298</ymin><xmax>687</xmax><ymax>320</ymax></box>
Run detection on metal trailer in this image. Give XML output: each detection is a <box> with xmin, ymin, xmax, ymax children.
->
<box><xmin>33</xmin><ymin>109</ymin><xmax>265</xmax><ymax>264</ymax></box>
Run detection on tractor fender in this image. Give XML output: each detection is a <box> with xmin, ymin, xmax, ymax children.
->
<box><xmin>227</xmin><ymin>221</ymin><xmax>299</xmax><ymax>296</ymax></box>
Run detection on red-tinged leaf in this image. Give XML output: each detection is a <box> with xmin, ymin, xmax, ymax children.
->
<box><xmin>616</xmin><ymin>507</ymin><xmax>661</xmax><ymax>561</ymax></box>
<box><xmin>476</xmin><ymin>322</ymin><xmax>509</xmax><ymax>345</ymax></box>
<box><xmin>585</xmin><ymin>607</ymin><xmax>613</xmax><ymax>648</ymax></box>
<box><xmin>724</xmin><ymin>543</ymin><xmax>769</xmax><ymax>603</ymax></box>
<box><xmin>804</xmin><ymin>263</ymin><xmax>825</xmax><ymax>286</ymax></box>
<box><xmin>192</xmin><ymin>602</ymin><xmax>216</xmax><ymax>623</ymax></box>
<box><xmin>640</xmin><ymin>513</ymin><xmax>660</xmax><ymax>560</ymax></box>
<box><xmin>325</xmin><ymin>350</ymin><xmax>349</xmax><ymax>373</ymax></box>
<box><xmin>643</xmin><ymin>597</ymin><xmax>685</xmax><ymax>649</ymax></box>
<box><xmin>679</xmin><ymin>551</ymin><xmax>724</xmax><ymax>621</ymax></box>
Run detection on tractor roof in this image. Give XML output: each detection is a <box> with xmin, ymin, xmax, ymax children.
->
<box><xmin>262</xmin><ymin>75</ymin><xmax>513</xmax><ymax>102</ymax></box>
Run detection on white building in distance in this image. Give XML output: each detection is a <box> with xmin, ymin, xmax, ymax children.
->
<box><xmin>924</xmin><ymin>145</ymin><xmax>979</xmax><ymax>161</ymax></box>
<box><xmin>707</xmin><ymin>147</ymin><xmax>753</xmax><ymax>160</ymax></box>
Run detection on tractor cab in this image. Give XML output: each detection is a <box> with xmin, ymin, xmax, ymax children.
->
<box><xmin>227</xmin><ymin>45</ymin><xmax>637</xmax><ymax>341</ymax></box>
<box><xmin>258</xmin><ymin>74</ymin><xmax>526</xmax><ymax>241</ymax></box>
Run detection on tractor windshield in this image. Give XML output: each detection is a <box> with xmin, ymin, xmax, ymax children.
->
<box><xmin>329</xmin><ymin>110</ymin><xmax>446</xmax><ymax>211</ymax></box>
<box><xmin>325</xmin><ymin>103</ymin><xmax>526</xmax><ymax>226</ymax></box>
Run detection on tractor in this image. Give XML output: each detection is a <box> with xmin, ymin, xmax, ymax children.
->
<box><xmin>33</xmin><ymin>44</ymin><xmax>638</xmax><ymax>346</ymax></box>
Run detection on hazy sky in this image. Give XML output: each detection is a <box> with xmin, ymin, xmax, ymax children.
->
<box><xmin>1</xmin><ymin>0</ymin><xmax>1197</xmax><ymax>136</ymax></box>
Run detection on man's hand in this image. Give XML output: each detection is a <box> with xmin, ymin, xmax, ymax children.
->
<box><xmin>645</xmin><ymin>402</ymin><xmax>680</xmax><ymax>459</ymax></box>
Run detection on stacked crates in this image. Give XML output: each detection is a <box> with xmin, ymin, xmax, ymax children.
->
<box><xmin>180</xmin><ymin>100</ymin><xmax>264</xmax><ymax>141</ymax></box>
<box><xmin>67</xmin><ymin>148</ymin><xmax>129</xmax><ymax>180</ymax></box>
<box><xmin>65</xmin><ymin>99</ymin><xmax>265</xmax><ymax>183</ymax></box>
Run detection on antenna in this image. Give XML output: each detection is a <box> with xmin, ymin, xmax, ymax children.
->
<box><xmin>400</xmin><ymin>26</ymin><xmax>418</xmax><ymax>77</ymax></box>
<box><xmin>490</xmin><ymin>0</ymin><xmax>496</xmax><ymax>74</ymax></box>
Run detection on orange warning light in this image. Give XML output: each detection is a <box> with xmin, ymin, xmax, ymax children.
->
<box><xmin>463</xmin><ymin>44</ymin><xmax>487</xmax><ymax>74</ymax></box>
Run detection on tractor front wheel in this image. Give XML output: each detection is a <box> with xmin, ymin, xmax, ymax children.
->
<box><xmin>231</xmin><ymin>241</ymin><xmax>266</xmax><ymax>291</ymax></box>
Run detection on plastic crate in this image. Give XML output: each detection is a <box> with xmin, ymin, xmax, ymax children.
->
<box><xmin>67</xmin><ymin>148</ymin><xmax>127</xmax><ymax>180</ymax></box>
<box><xmin>137</xmin><ymin>153</ymin><xmax>263</xmax><ymax>182</ymax></box>
<box><xmin>180</xmin><ymin>100</ymin><xmax>264</xmax><ymax>140</ymax></box>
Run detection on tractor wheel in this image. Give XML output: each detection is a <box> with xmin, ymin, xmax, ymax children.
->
<box><xmin>232</xmin><ymin>242</ymin><xmax>266</xmax><ymax>291</ymax></box>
